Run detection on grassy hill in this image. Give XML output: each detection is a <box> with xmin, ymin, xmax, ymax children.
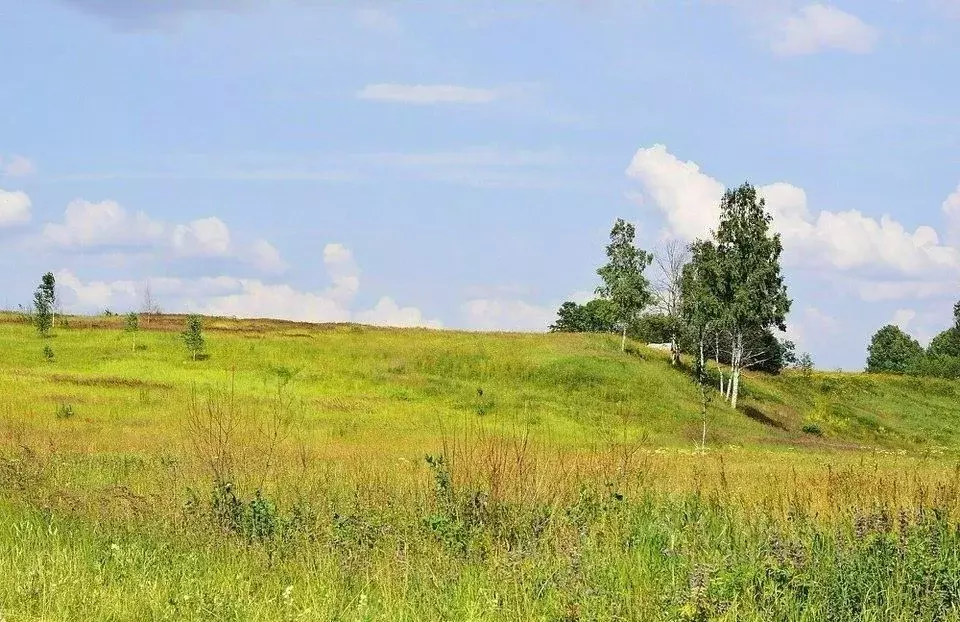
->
<box><xmin>4</xmin><ymin>313</ymin><xmax>960</xmax><ymax>620</ymax></box>
<box><xmin>1</xmin><ymin>311</ymin><xmax>958</xmax><ymax>456</ymax></box>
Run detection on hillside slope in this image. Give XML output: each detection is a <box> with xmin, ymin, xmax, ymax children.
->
<box><xmin>0</xmin><ymin>313</ymin><xmax>958</xmax><ymax>456</ymax></box>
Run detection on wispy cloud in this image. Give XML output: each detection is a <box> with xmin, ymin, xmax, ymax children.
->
<box><xmin>770</xmin><ymin>3</ymin><xmax>879</xmax><ymax>56</ymax></box>
<box><xmin>0</xmin><ymin>155</ymin><xmax>37</xmax><ymax>178</ymax></box>
<box><xmin>357</xmin><ymin>84</ymin><xmax>501</xmax><ymax>105</ymax></box>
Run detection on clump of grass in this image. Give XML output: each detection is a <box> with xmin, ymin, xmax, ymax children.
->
<box><xmin>42</xmin><ymin>345</ymin><xmax>54</xmax><ymax>363</ymax></box>
<box><xmin>802</xmin><ymin>422</ymin><xmax>823</xmax><ymax>436</ymax></box>
<box><xmin>55</xmin><ymin>404</ymin><xmax>74</xmax><ymax>419</ymax></box>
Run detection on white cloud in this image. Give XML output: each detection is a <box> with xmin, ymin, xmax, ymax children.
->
<box><xmin>55</xmin><ymin>243</ymin><xmax>437</xmax><ymax>328</ymax></box>
<box><xmin>626</xmin><ymin>144</ymin><xmax>960</xmax><ymax>298</ymax></box>
<box><xmin>355</xmin><ymin>297</ymin><xmax>442</xmax><ymax>328</ymax></box>
<box><xmin>43</xmin><ymin>199</ymin><xmax>284</xmax><ymax>272</ymax></box>
<box><xmin>171</xmin><ymin>217</ymin><xmax>232</xmax><ymax>257</ymax></box>
<box><xmin>323</xmin><ymin>242</ymin><xmax>360</xmax><ymax>303</ymax></box>
<box><xmin>892</xmin><ymin>308</ymin><xmax>917</xmax><ymax>331</ymax></box>
<box><xmin>625</xmin><ymin>145</ymin><xmax>724</xmax><ymax>240</ymax></box>
<box><xmin>193</xmin><ymin>279</ymin><xmax>353</xmax><ymax>323</ymax></box>
<box><xmin>942</xmin><ymin>184</ymin><xmax>960</xmax><ymax>243</ymax></box>
<box><xmin>0</xmin><ymin>188</ymin><xmax>31</xmax><ymax>227</ymax></box>
<box><xmin>249</xmin><ymin>239</ymin><xmax>287</xmax><ymax>274</ymax></box>
<box><xmin>461</xmin><ymin>298</ymin><xmax>556</xmax><ymax>332</ymax></box>
<box><xmin>769</xmin><ymin>3</ymin><xmax>878</xmax><ymax>55</ymax></box>
<box><xmin>357</xmin><ymin>84</ymin><xmax>500</xmax><ymax>105</ymax></box>
<box><xmin>43</xmin><ymin>199</ymin><xmax>165</xmax><ymax>248</ymax></box>
<box><xmin>56</xmin><ymin>269</ymin><xmax>138</xmax><ymax>310</ymax></box>
<box><xmin>0</xmin><ymin>155</ymin><xmax>37</xmax><ymax>178</ymax></box>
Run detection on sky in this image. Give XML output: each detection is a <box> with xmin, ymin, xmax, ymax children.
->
<box><xmin>1</xmin><ymin>0</ymin><xmax>959</xmax><ymax>370</ymax></box>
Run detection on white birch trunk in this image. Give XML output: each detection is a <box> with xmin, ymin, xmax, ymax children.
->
<box><xmin>730</xmin><ymin>331</ymin><xmax>742</xmax><ymax>410</ymax></box>
<box><xmin>621</xmin><ymin>325</ymin><xmax>627</xmax><ymax>352</ymax></box>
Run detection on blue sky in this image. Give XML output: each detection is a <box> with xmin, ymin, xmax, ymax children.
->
<box><xmin>1</xmin><ymin>0</ymin><xmax>959</xmax><ymax>369</ymax></box>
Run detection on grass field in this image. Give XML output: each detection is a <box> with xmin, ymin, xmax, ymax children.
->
<box><xmin>3</xmin><ymin>313</ymin><xmax>960</xmax><ymax>620</ymax></box>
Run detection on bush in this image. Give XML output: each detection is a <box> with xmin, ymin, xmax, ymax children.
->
<box><xmin>910</xmin><ymin>354</ymin><xmax>960</xmax><ymax>380</ymax></box>
<box><xmin>43</xmin><ymin>345</ymin><xmax>55</xmax><ymax>363</ymax></box>
<box><xmin>866</xmin><ymin>325</ymin><xmax>923</xmax><ymax>374</ymax></box>
<box><xmin>56</xmin><ymin>404</ymin><xmax>74</xmax><ymax>419</ymax></box>
<box><xmin>801</xmin><ymin>422</ymin><xmax>823</xmax><ymax>436</ymax></box>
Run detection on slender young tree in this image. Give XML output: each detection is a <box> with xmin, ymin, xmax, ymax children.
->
<box><xmin>681</xmin><ymin>239</ymin><xmax>723</xmax><ymax>382</ymax></box>
<box><xmin>713</xmin><ymin>183</ymin><xmax>791</xmax><ymax>409</ymax></box>
<box><xmin>652</xmin><ymin>240</ymin><xmax>690</xmax><ymax>366</ymax></box>
<box><xmin>182</xmin><ymin>314</ymin><xmax>206</xmax><ymax>361</ymax></box>
<box><xmin>40</xmin><ymin>272</ymin><xmax>56</xmax><ymax>329</ymax></box>
<box><xmin>33</xmin><ymin>282</ymin><xmax>53</xmax><ymax>338</ymax></box>
<box><xmin>596</xmin><ymin>218</ymin><xmax>654</xmax><ymax>352</ymax></box>
<box><xmin>125</xmin><ymin>312</ymin><xmax>140</xmax><ymax>352</ymax></box>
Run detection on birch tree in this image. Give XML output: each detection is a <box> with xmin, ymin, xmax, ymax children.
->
<box><xmin>40</xmin><ymin>272</ymin><xmax>56</xmax><ymax>329</ymax></box>
<box><xmin>681</xmin><ymin>240</ymin><xmax>722</xmax><ymax>449</ymax></box>
<box><xmin>713</xmin><ymin>183</ymin><xmax>791</xmax><ymax>409</ymax></box>
<box><xmin>596</xmin><ymin>219</ymin><xmax>653</xmax><ymax>352</ymax></box>
<box><xmin>681</xmin><ymin>239</ymin><xmax>722</xmax><ymax>383</ymax></box>
<box><xmin>652</xmin><ymin>240</ymin><xmax>689</xmax><ymax>366</ymax></box>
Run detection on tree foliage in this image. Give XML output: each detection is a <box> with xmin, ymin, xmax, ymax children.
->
<box><xmin>182</xmin><ymin>314</ymin><xmax>206</xmax><ymax>361</ymax></box>
<box><xmin>33</xmin><ymin>272</ymin><xmax>55</xmax><ymax>338</ymax></box>
<box><xmin>550</xmin><ymin>299</ymin><xmax>617</xmax><ymax>333</ymax></box>
<box><xmin>712</xmin><ymin>183</ymin><xmax>791</xmax><ymax>408</ymax></box>
<box><xmin>866</xmin><ymin>325</ymin><xmax>923</xmax><ymax>374</ymax></box>
<box><xmin>596</xmin><ymin>218</ymin><xmax>653</xmax><ymax>352</ymax></box>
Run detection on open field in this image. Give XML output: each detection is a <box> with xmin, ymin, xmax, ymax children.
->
<box><xmin>4</xmin><ymin>313</ymin><xmax>960</xmax><ymax>620</ymax></box>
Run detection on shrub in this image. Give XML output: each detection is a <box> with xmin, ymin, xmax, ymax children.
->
<box><xmin>801</xmin><ymin>422</ymin><xmax>823</xmax><ymax>436</ymax></box>
<box><xmin>43</xmin><ymin>345</ymin><xmax>55</xmax><ymax>363</ymax></box>
<box><xmin>56</xmin><ymin>404</ymin><xmax>74</xmax><ymax>419</ymax></box>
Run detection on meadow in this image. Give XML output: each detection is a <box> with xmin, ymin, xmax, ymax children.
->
<box><xmin>3</xmin><ymin>312</ymin><xmax>960</xmax><ymax>620</ymax></box>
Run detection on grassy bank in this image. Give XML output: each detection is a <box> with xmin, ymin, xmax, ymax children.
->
<box><xmin>3</xmin><ymin>313</ymin><xmax>960</xmax><ymax>620</ymax></box>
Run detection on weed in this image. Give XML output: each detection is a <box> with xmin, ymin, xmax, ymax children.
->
<box><xmin>55</xmin><ymin>404</ymin><xmax>75</xmax><ymax>420</ymax></box>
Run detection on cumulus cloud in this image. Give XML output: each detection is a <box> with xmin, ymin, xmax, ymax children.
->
<box><xmin>357</xmin><ymin>84</ymin><xmax>501</xmax><ymax>105</ymax></box>
<box><xmin>56</xmin><ymin>269</ymin><xmax>138</xmax><ymax>309</ymax></box>
<box><xmin>42</xmin><ymin>199</ymin><xmax>285</xmax><ymax>272</ymax></box>
<box><xmin>171</xmin><ymin>217</ymin><xmax>232</xmax><ymax>257</ymax></box>
<box><xmin>43</xmin><ymin>199</ymin><xmax>165</xmax><ymax>248</ymax></box>
<box><xmin>769</xmin><ymin>3</ymin><xmax>879</xmax><ymax>55</ymax></box>
<box><xmin>942</xmin><ymin>184</ymin><xmax>960</xmax><ymax>243</ymax></box>
<box><xmin>55</xmin><ymin>243</ymin><xmax>440</xmax><ymax>328</ymax></box>
<box><xmin>0</xmin><ymin>188</ymin><xmax>32</xmax><ymax>227</ymax></box>
<box><xmin>460</xmin><ymin>298</ymin><xmax>557</xmax><ymax>332</ymax></box>
<box><xmin>355</xmin><ymin>297</ymin><xmax>443</xmax><ymax>328</ymax></box>
<box><xmin>626</xmin><ymin>144</ymin><xmax>960</xmax><ymax>298</ymax></box>
<box><xmin>0</xmin><ymin>155</ymin><xmax>37</xmax><ymax>178</ymax></box>
<box><xmin>248</xmin><ymin>239</ymin><xmax>287</xmax><ymax>274</ymax></box>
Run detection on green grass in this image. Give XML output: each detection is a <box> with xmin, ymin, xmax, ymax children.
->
<box><xmin>4</xmin><ymin>312</ymin><xmax>960</xmax><ymax>620</ymax></box>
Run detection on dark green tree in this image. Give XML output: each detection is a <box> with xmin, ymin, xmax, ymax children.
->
<box><xmin>713</xmin><ymin>183</ymin><xmax>791</xmax><ymax>409</ymax></box>
<box><xmin>550</xmin><ymin>299</ymin><xmax>617</xmax><ymax>333</ymax></box>
<box><xmin>866</xmin><ymin>324</ymin><xmax>923</xmax><ymax>374</ymax></box>
<box><xmin>182</xmin><ymin>314</ymin><xmax>206</xmax><ymax>361</ymax></box>
<box><xmin>596</xmin><ymin>218</ymin><xmax>653</xmax><ymax>352</ymax></box>
<box><xmin>33</xmin><ymin>273</ymin><xmax>55</xmax><ymax>337</ymax></box>
<box><xmin>40</xmin><ymin>272</ymin><xmax>57</xmax><ymax>328</ymax></box>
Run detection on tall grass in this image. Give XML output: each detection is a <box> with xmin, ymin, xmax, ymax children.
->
<box><xmin>3</xmin><ymin>314</ymin><xmax>960</xmax><ymax>619</ymax></box>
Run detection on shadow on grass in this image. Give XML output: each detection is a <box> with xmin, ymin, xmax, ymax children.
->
<box><xmin>739</xmin><ymin>404</ymin><xmax>788</xmax><ymax>430</ymax></box>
